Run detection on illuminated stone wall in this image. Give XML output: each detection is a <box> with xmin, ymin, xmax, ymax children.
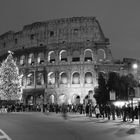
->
<box><xmin>0</xmin><ymin>17</ymin><xmax>118</xmax><ymax>105</ymax></box>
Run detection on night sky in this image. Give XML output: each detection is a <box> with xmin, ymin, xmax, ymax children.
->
<box><xmin>0</xmin><ymin>0</ymin><xmax>140</xmax><ymax>60</ymax></box>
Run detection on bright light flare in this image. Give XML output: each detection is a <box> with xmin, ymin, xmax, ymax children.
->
<box><xmin>113</xmin><ymin>101</ymin><xmax>128</xmax><ymax>107</ymax></box>
<box><xmin>132</xmin><ymin>63</ymin><xmax>138</xmax><ymax>69</ymax></box>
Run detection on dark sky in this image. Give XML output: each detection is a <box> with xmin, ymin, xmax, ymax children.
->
<box><xmin>0</xmin><ymin>0</ymin><xmax>140</xmax><ymax>60</ymax></box>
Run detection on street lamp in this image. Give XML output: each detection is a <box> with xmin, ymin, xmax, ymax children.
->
<box><xmin>132</xmin><ymin>63</ymin><xmax>138</xmax><ymax>69</ymax></box>
<box><xmin>128</xmin><ymin>64</ymin><xmax>138</xmax><ymax>117</ymax></box>
<box><xmin>132</xmin><ymin>63</ymin><xmax>138</xmax><ymax>77</ymax></box>
<box><xmin>132</xmin><ymin>63</ymin><xmax>140</xmax><ymax>125</ymax></box>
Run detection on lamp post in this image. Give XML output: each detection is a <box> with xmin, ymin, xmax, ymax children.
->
<box><xmin>132</xmin><ymin>63</ymin><xmax>140</xmax><ymax>125</ymax></box>
<box><xmin>132</xmin><ymin>63</ymin><xmax>138</xmax><ymax>70</ymax></box>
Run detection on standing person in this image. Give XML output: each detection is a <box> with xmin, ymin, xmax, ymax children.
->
<box><xmin>89</xmin><ymin>103</ymin><xmax>93</xmax><ymax>117</ymax></box>
<box><xmin>79</xmin><ymin>104</ymin><xmax>83</xmax><ymax>114</ymax></box>
<box><xmin>122</xmin><ymin>104</ymin><xmax>127</xmax><ymax>122</ymax></box>
<box><xmin>131</xmin><ymin>107</ymin><xmax>135</xmax><ymax>122</ymax></box>
<box><xmin>95</xmin><ymin>105</ymin><xmax>100</xmax><ymax>118</ymax></box>
<box><xmin>100</xmin><ymin>105</ymin><xmax>105</xmax><ymax>119</ymax></box>
<box><xmin>127</xmin><ymin>104</ymin><xmax>131</xmax><ymax>121</ymax></box>
<box><xmin>134</xmin><ymin>106</ymin><xmax>138</xmax><ymax>119</ymax></box>
<box><xmin>55</xmin><ymin>104</ymin><xmax>59</xmax><ymax>114</ymax></box>
<box><xmin>62</xmin><ymin>103</ymin><xmax>68</xmax><ymax>120</ymax></box>
<box><xmin>106</xmin><ymin>105</ymin><xmax>111</xmax><ymax>120</ymax></box>
<box><xmin>111</xmin><ymin>104</ymin><xmax>115</xmax><ymax>120</ymax></box>
<box><xmin>85</xmin><ymin>104</ymin><xmax>89</xmax><ymax>117</ymax></box>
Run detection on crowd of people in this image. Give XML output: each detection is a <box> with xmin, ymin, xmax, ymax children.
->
<box><xmin>85</xmin><ymin>103</ymin><xmax>140</xmax><ymax>122</ymax></box>
<box><xmin>0</xmin><ymin>102</ymin><xmax>139</xmax><ymax>122</ymax></box>
<box><xmin>93</xmin><ymin>104</ymin><xmax>139</xmax><ymax>122</ymax></box>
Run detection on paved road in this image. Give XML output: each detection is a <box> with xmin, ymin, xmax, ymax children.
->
<box><xmin>0</xmin><ymin>112</ymin><xmax>140</xmax><ymax>140</ymax></box>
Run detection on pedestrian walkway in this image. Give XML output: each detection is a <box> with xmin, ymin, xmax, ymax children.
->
<box><xmin>0</xmin><ymin>129</ymin><xmax>12</xmax><ymax>140</ymax></box>
<box><xmin>7</xmin><ymin>111</ymin><xmax>140</xmax><ymax>128</ymax></box>
<box><xmin>44</xmin><ymin>112</ymin><xmax>140</xmax><ymax>127</ymax></box>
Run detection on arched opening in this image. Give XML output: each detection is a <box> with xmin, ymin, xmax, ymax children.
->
<box><xmin>49</xmin><ymin>95</ymin><xmax>55</xmax><ymax>104</ymax></box>
<box><xmin>48</xmin><ymin>72</ymin><xmax>55</xmax><ymax>85</ymax></box>
<box><xmin>97</xmin><ymin>49</ymin><xmax>106</xmax><ymax>62</ymax></box>
<box><xmin>58</xmin><ymin>94</ymin><xmax>66</xmax><ymax>104</ymax></box>
<box><xmin>72</xmin><ymin>72</ymin><xmax>80</xmax><ymax>84</ymax></box>
<box><xmin>37</xmin><ymin>52</ymin><xmax>44</xmax><ymax>64</ymax></box>
<box><xmin>84</xmin><ymin>49</ymin><xmax>93</xmax><ymax>62</ymax></box>
<box><xmin>27</xmin><ymin>72</ymin><xmax>34</xmax><ymax>86</ymax></box>
<box><xmin>48</xmin><ymin>51</ymin><xmax>55</xmax><ymax>63</ymax></box>
<box><xmin>35</xmin><ymin>95</ymin><xmax>44</xmax><ymax>110</ymax></box>
<box><xmin>27</xmin><ymin>95</ymin><xmax>33</xmax><ymax>105</ymax></box>
<box><xmin>60</xmin><ymin>72</ymin><xmax>68</xmax><ymax>84</ymax></box>
<box><xmin>36</xmin><ymin>72</ymin><xmax>44</xmax><ymax>85</ymax></box>
<box><xmin>72</xmin><ymin>95</ymin><xmax>80</xmax><ymax>105</ymax></box>
<box><xmin>72</xmin><ymin>50</ymin><xmax>80</xmax><ymax>62</ymax></box>
<box><xmin>20</xmin><ymin>55</ymin><xmax>25</xmax><ymax>65</ymax></box>
<box><xmin>59</xmin><ymin>50</ymin><xmax>67</xmax><ymax>62</ymax></box>
<box><xmin>85</xmin><ymin>72</ymin><xmax>93</xmax><ymax>84</ymax></box>
<box><xmin>28</xmin><ymin>53</ymin><xmax>35</xmax><ymax>65</ymax></box>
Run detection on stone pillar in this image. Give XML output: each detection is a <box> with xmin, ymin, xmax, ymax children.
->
<box><xmin>55</xmin><ymin>70</ymin><xmax>59</xmax><ymax>88</ymax></box>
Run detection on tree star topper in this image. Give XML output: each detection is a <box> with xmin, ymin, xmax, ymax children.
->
<box><xmin>8</xmin><ymin>50</ymin><xmax>14</xmax><ymax>55</ymax></box>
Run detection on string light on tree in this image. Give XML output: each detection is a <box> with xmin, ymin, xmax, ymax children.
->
<box><xmin>0</xmin><ymin>50</ymin><xmax>22</xmax><ymax>100</ymax></box>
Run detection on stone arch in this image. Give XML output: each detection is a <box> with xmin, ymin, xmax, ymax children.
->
<box><xmin>28</xmin><ymin>53</ymin><xmax>35</xmax><ymax>65</ymax></box>
<box><xmin>48</xmin><ymin>72</ymin><xmax>55</xmax><ymax>85</ymax></box>
<box><xmin>85</xmin><ymin>72</ymin><xmax>93</xmax><ymax>84</ymax></box>
<box><xmin>37</xmin><ymin>52</ymin><xmax>44</xmax><ymax>64</ymax></box>
<box><xmin>27</xmin><ymin>71</ymin><xmax>34</xmax><ymax>86</ymax></box>
<box><xmin>60</xmin><ymin>72</ymin><xmax>68</xmax><ymax>84</ymax></box>
<box><xmin>72</xmin><ymin>50</ymin><xmax>80</xmax><ymax>62</ymax></box>
<box><xmin>84</xmin><ymin>49</ymin><xmax>93</xmax><ymax>62</ymax></box>
<box><xmin>20</xmin><ymin>55</ymin><xmax>25</xmax><ymax>65</ymax></box>
<box><xmin>48</xmin><ymin>51</ymin><xmax>55</xmax><ymax>63</ymax></box>
<box><xmin>72</xmin><ymin>94</ymin><xmax>80</xmax><ymax>105</ymax></box>
<box><xmin>58</xmin><ymin>94</ymin><xmax>67</xmax><ymax>104</ymax></box>
<box><xmin>46</xmin><ymin>93</ymin><xmax>57</xmax><ymax>104</ymax></box>
<box><xmin>49</xmin><ymin>94</ymin><xmax>55</xmax><ymax>104</ymax></box>
<box><xmin>97</xmin><ymin>49</ymin><xmax>106</xmax><ymax>62</ymax></box>
<box><xmin>27</xmin><ymin>95</ymin><xmax>34</xmax><ymax>105</ymax></box>
<box><xmin>72</xmin><ymin>72</ymin><xmax>80</xmax><ymax>84</ymax></box>
<box><xmin>59</xmin><ymin>50</ymin><xmax>67</xmax><ymax>62</ymax></box>
<box><xmin>36</xmin><ymin>71</ymin><xmax>44</xmax><ymax>85</ymax></box>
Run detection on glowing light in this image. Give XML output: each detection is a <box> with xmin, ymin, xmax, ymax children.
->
<box><xmin>113</xmin><ymin>101</ymin><xmax>128</xmax><ymax>107</ymax></box>
<box><xmin>132</xmin><ymin>63</ymin><xmax>138</xmax><ymax>69</ymax></box>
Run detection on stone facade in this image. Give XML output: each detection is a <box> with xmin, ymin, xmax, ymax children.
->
<box><xmin>0</xmin><ymin>17</ymin><xmax>123</xmax><ymax>105</ymax></box>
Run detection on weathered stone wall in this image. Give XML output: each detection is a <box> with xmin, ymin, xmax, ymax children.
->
<box><xmin>0</xmin><ymin>17</ymin><xmax>115</xmax><ymax>105</ymax></box>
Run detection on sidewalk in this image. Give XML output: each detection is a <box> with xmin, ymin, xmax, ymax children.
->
<box><xmin>8</xmin><ymin>111</ymin><xmax>140</xmax><ymax>128</ymax></box>
<box><xmin>44</xmin><ymin>112</ymin><xmax>140</xmax><ymax>126</ymax></box>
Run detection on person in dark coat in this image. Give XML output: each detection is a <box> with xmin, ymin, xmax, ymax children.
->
<box><xmin>106</xmin><ymin>105</ymin><xmax>111</xmax><ymax>120</ymax></box>
<box><xmin>122</xmin><ymin>104</ymin><xmax>127</xmax><ymax>122</ymax></box>
<box><xmin>134</xmin><ymin>106</ymin><xmax>138</xmax><ymax>119</ymax></box>
<box><xmin>85</xmin><ymin>104</ymin><xmax>89</xmax><ymax>117</ymax></box>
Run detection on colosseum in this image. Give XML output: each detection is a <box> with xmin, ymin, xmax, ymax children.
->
<box><xmin>0</xmin><ymin>16</ymin><xmax>123</xmax><ymax>105</ymax></box>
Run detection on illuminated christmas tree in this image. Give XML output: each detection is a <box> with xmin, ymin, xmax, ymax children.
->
<box><xmin>0</xmin><ymin>51</ymin><xmax>22</xmax><ymax>100</ymax></box>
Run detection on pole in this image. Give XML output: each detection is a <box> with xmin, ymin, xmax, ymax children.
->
<box><xmin>131</xmin><ymin>97</ymin><xmax>133</xmax><ymax>110</ymax></box>
<box><xmin>138</xmin><ymin>101</ymin><xmax>140</xmax><ymax>126</ymax></box>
